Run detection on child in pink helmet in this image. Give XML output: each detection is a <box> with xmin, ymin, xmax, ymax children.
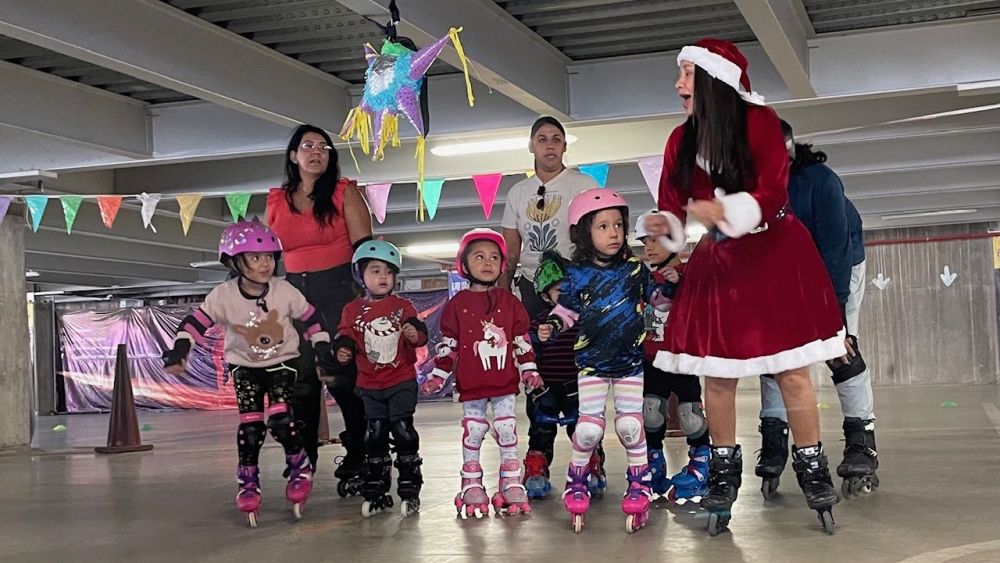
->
<box><xmin>421</xmin><ymin>228</ymin><xmax>543</xmax><ymax>518</ymax></box>
<box><xmin>162</xmin><ymin>219</ymin><xmax>335</xmax><ymax>527</ymax></box>
<box><xmin>538</xmin><ymin>188</ymin><xmax>676</xmax><ymax>534</ymax></box>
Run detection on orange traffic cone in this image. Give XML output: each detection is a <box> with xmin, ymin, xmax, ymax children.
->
<box><xmin>95</xmin><ymin>344</ymin><xmax>154</xmax><ymax>454</ymax></box>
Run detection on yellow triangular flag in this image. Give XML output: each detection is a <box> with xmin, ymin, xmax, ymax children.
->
<box><xmin>525</xmin><ymin>169</ymin><xmax>536</xmax><ymax>178</ymax></box>
<box><xmin>176</xmin><ymin>194</ymin><xmax>203</xmax><ymax>236</ymax></box>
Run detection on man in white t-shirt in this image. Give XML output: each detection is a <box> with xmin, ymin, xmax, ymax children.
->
<box><xmin>500</xmin><ymin>116</ymin><xmax>598</xmax><ymax>318</ymax></box>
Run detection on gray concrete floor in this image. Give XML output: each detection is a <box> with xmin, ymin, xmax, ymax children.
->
<box><xmin>2</xmin><ymin>385</ymin><xmax>1000</xmax><ymax>563</ymax></box>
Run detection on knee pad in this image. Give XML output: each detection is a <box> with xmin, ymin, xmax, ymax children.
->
<box><xmin>528</xmin><ymin>418</ymin><xmax>558</xmax><ymax>443</ymax></box>
<box><xmin>572</xmin><ymin>414</ymin><xmax>606</xmax><ymax>451</ymax></box>
<box><xmin>827</xmin><ymin>335</ymin><xmax>868</xmax><ymax>384</ymax></box>
<box><xmin>461</xmin><ymin>417</ymin><xmax>490</xmax><ymax>452</ymax></box>
<box><xmin>364</xmin><ymin>418</ymin><xmax>390</xmax><ymax>456</ymax></box>
<box><xmin>677</xmin><ymin>401</ymin><xmax>708</xmax><ymax>440</ymax></box>
<box><xmin>238</xmin><ymin>419</ymin><xmax>266</xmax><ymax>452</ymax></box>
<box><xmin>614</xmin><ymin>412</ymin><xmax>645</xmax><ymax>447</ymax></box>
<box><xmin>642</xmin><ymin>394</ymin><xmax>667</xmax><ymax>432</ymax></box>
<box><xmin>266</xmin><ymin>404</ymin><xmax>297</xmax><ymax>443</ymax></box>
<box><xmin>389</xmin><ymin>417</ymin><xmax>420</xmax><ymax>455</ymax></box>
<box><xmin>491</xmin><ymin>416</ymin><xmax>518</xmax><ymax>448</ymax></box>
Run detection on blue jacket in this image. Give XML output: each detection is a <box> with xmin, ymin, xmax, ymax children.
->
<box><xmin>787</xmin><ymin>163</ymin><xmax>852</xmax><ymax>304</ymax></box>
<box><xmin>846</xmin><ymin>198</ymin><xmax>865</xmax><ymax>266</ymax></box>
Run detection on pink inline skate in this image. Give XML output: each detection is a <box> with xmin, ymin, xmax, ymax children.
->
<box><xmin>563</xmin><ymin>463</ymin><xmax>591</xmax><ymax>533</ymax></box>
<box><xmin>284</xmin><ymin>450</ymin><xmax>313</xmax><ymax>520</ymax></box>
<box><xmin>455</xmin><ymin>461</ymin><xmax>491</xmax><ymax>519</ymax></box>
<box><xmin>237</xmin><ymin>465</ymin><xmax>262</xmax><ymax>528</ymax></box>
<box><xmin>622</xmin><ymin>464</ymin><xmax>653</xmax><ymax>533</ymax></box>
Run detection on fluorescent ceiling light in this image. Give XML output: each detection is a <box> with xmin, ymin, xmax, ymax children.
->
<box><xmin>190</xmin><ymin>260</ymin><xmax>221</xmax><ymax>268</ymax></box>
<box><xmin>32</xmin><ymin>290</ymin><xmax>65</xmax><ymax>296</ymax></box>
<box><xmin>0</xmin><ymin>170</ymin><xmax>57</xmax><ymax>181</ymax></box>
<box><xmin>401</xmin><ymin>242</ymin><xmax>460</xmax><ymax>257</ymax></box>
<box><xmin>431</xmin><ymin>134</ymin><xmax>578</xmax><ymax>157</ymax></box>
<box><xmin>881</xmin><ymin>209</ymin><xmax>978</xmax><ymax>220</ymax></box>
<box><xmin>25</xmin><ymin>270</ymin><xmax>40</xmax><ymax>278</ymax></box>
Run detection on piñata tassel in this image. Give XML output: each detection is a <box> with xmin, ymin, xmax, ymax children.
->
<box><xmin>415</xmin><ymin>136</ymin><xmax>426</xmax><ymax>222</ymax></box>
<box><xmin>448</xmin><ymin>27</ymin><xmax>475</xmax><ymax>107</ymax></box>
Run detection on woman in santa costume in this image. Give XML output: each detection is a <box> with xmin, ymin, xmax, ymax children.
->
<box><xmin>643</xmin><ymin>38</ymin><xmax>845</xmax><ymax>536</ymax></box>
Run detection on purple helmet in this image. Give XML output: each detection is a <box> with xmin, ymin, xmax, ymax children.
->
<box><xmin>218</xmin><ymin>219</ymin><xmax>283</xmax><ymax>266</ymax></box>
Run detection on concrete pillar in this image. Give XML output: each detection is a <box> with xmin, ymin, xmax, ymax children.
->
<box><xmin>0</xmin><ymin>215</ymin><xmax>32</xmax><ymax>449</ymax></box>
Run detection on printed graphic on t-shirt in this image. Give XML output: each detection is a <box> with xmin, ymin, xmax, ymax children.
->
<box><xmin>354</xmin><ymin>304</ymin><xmax>404</xmax><ymax>368</ymax></box>
<box><xmin>643</xmin><ymin>304</ymin><xmax>668</xmax><ymax>342</ymax></box>
<box><xmin>474</xmin><ymin>319</ymin><xmax>509</xmax><ymax>371</ymax></box>
<box><xmin>233</xmin><ymin>309</ymin><xmax>285</xmax><ymax>361</ymax></box>
<box><xmin>525</xmin><ymin>194</ymin><xmax>562</xmax><ymax>254</ymax></box>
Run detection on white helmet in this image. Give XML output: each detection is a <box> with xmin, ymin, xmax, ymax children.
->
<box><xmin>634</xmin><ymin>209</ymin><xmax>660</xmax><ymax>240</ymax></box>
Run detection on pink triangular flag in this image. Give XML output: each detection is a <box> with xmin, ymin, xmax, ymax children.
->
<box><xmin>0</xmin><ymin>196</ymin><xmax>11</xmax><ymax>226</ymax></box>
<box><xmin>637</xmin><ymin>156</ymin><xmax>663</xmax><ymax>204</ymax></box>
<box><xmin>364</xmin><ymin>183</ymin><xmax>392</xmax><ymax>224</ymax></box>
<box><xmin>472</xmin><ymin>173</ymin><xmax>503</xmax><ymax>220</ymax></box>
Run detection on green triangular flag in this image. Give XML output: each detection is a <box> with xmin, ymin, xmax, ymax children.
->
<box><xmin>422</xmin><ymin>179</ymin><xmax>445</xmax><ymax>221</ymax></box>
<box><xmin>60</xmin><ymin>195</ymin><xmax>83</xmax><ymax>234</ymax></box>
<box><xmin>24</xmin><ymin>195</ymin><xmax>49</xmax><ymax>232</ymax></box>
<box><xmin>225</xmin><ymin>193</ymin><xmax>251</xmax><ymax>222</ymax></box>
<box><xmin>940</xmin><ymin>400</ymin><xmax>958</xmax><ymax>408</ymax></box>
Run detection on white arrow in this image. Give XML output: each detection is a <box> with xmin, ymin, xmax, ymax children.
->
<box><xmin>873</xmin><ymin>273</ymin><xmax>891</xmax><ymax>290</ymax></box>
<box><xmin>940</xmin><ymin>265</ymin><xmax>957</xmax><ymax>287</ymax></box>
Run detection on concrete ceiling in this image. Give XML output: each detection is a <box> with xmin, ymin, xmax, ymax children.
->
<box><xmin>0</xmin><ymin>0</ymin><xmax>998</xmax><ymax>295</ymax></box>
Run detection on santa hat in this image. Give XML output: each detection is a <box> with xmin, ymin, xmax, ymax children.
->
<box><xmin>677</xmin><ymin>38</ymin><xmax>765</xmax><ymax>106</ymax></box>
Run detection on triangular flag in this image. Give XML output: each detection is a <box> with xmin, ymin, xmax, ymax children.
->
<box><xmin>176</xmin><ymin>194</ymin><xmax>203</xmax><ymax>236</ymax></box>
<box><xmin>0</xmin><ymin>196</ymin><xmax>11</xmax><ymax>226</ymax></box>
<box><xmin>637</xmin><ymin>156</ymin><xmax>663</xmax><ymax>203</ymax></box>
<box><xmin>60</xmin><ymin>195</ymin><xmax>83</xmax><ymax>234</ymax></box>
<box><xmin>472</xmin><ymin>173</ymin><xmax>503</xmax><ymax>220</ymax></box>
<box><xmin>525</xmin><ymin>169</ymin><xmax>536</xmax><ymax>178</ymax></box>
<box><xmin>97</xmin><ymin>196</ymin><xmax>124</xmax><ymax>229</ymax></box>
<box><xmin>24</xmin><ymin>195</ymin><xmax>48</xmax><ymax>232</ymax></box>
<box><xmin>364</xmin><ymin>183</ymin><xmax>392</xmax><ymax>224</ymax></box>
<box><xmin>225</xmin><ymin>193</ymin><xmax>251</xmax><ymax>222</ymax></box>
<box><xmin>422</xmin><ymin>178</ymin><xmax>445</xmax><ymax>221</ymax></box>
<box><xmin>579</xmin><ymin>163</ymin><xmax>610</xmax><ymax>188</ymax></box>
<box><xmin>138</xmin><ymin>193</ymin><xmax>161</xmax><ymax>233</ymax></box>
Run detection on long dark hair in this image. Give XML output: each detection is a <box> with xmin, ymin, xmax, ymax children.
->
<box><xmin>569</xmin><ymin>207</ymin><xmax>631</xmax><ymax>264</ymax></box>
<box><xmin>671</xmin><ymin>67</ymin><xmax>753</xmax><ymax>194</ymax></box>
<box><xmin>780</xmin><ymin>119</ymin><xmax>828</xmax><ymax>174</ymax></box>
<box><xmin>282</xmin><ymin>124</ymin><xmax>341</xmax><ymax>226</ymax></box>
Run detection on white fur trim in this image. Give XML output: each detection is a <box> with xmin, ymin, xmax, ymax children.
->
<box><xmin>430</xmin><ymin>368</ymin><xmax>450</xmax><ymax>380</ymax></box>
<box><xmin>653</xmin><ymin>328</ymin><xmax>847</xmax><ymax>378</ymax></box>
<box><xmin>715</xmin><ymin>190</ymin><xmax>762</xmax><ymax>238</ymax></box>
<box><xmin>677</xmin><ymin>45</ymin><xmax>766</xmax><ymax>106</ymax></box>
<box><xmin>655</xmin><ymin>211</ymin><xmax>686</xmax><ymax>253</ymax></box>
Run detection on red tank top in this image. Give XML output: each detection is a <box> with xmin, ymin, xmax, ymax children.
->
<box><xmin>267</xmin><ymin>179</ymin><xmax>353</xmax><ymax>273</ymax></box>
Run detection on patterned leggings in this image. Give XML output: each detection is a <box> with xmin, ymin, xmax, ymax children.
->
<box><xmin>233</xmin><ymin>363</ymin><xmax>305</xmax><ymax>466</ymax></box>
<box><xmin>460</xmin><ymin>394</ymin><xmax>519</xmax><ymax>465</ymax></box>
<box><xmin>571</xmin><ymin>374</ymin><xmax>647</xmax><ymax>468</ymax></box>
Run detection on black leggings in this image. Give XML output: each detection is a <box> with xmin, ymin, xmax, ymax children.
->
<box><xmin>233</xmin><ymin>363</ymin><xmax>304</xmax><ymax>466</ymax></box>
<box><xmin>643</xmin><ymin>360</ymin><xmax>708</xmax><ymax>450</ymax></box>
<box><xmin>286</xmin><ymin>264</ymin><xmax>366</xmax><ymax>469</ymax></box>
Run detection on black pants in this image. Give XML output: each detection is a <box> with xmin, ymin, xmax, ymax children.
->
<box><xmin>643</xmin><ymin>360</ymin><xmax>708</xmax><ymax>450</ymax></box>
<box><xmin>286</xmin><ymin>264</ymin><xmax>366</xmax><ymax>469</ymax></box>
<box><xmin>233</xmin><ymin>363</ymin><xmax>304</xmax><ymax>466</ymax></box>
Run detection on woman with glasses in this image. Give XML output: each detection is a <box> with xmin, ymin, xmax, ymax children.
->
<box><xmin>266</xmin><ymin>124</ymin><xmax>374</xmax><ymax>488</ymax></box>
<box><xmin>500</xmin><ymin>116</ymin><xmax>603</xmax><ymax>499</ymax></box>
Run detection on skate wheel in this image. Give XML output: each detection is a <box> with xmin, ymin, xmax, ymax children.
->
<box><xmin>292</xmin><ymin>503</ymin><xmax>302</xmax><ymax>520</ymax></box>
<box><xmin>820</xmin><ymin>510</ymin><xmax>836</xmax><ymax>535</ymax></box>
<box><xmin>247</xmin><ymin>511</ymin><xmax>258</xmax><ymax>528</ymax></box>
<box><xmin>337</xmin><ymin>480</ymin><xmax>349</xmax><ymax>498</ymax></box>
<box><xmin>761</xmin><ymin>477</ymin><xmax>780</xmax><ymax>499</ymax></box>
<box><xmin>400</xmin><ymin>499</ymin><xmax>420</xmax><ymax>518</ymax></box>
<box><xmin>573</xmin><ymin>514</ymin><xmax>584</xmax><ymax>533</ymax></box>
<box><xmin>361</xmin><ymin>501</ymin><xmax>375</xmax><ymax>518</ymax></box>
<box><xmin>707</xmin><ymin>513</ymin><xmax>727</xmax><ymax>537</ymax></box>
<box><xmin>474</xmin><ymin>507</ymin><xmax>484</xmax><ymax>519</ymax></box>
<box><xmin>625</xmin><ymin>514</ymin><xmax>636</xmax><ymax>534</ymax></box>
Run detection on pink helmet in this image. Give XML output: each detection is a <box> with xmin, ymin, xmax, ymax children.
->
<box><xmin>456</xmin><ymin>228</ymin><xmax>507</xmax><ymax>279</ymax></box>
<box><xmin>218</xmin><ymin>219</ymin><xmax>283</xmax><ymax>264</ymax></box>
<box><xmin>568</xmin><ymin>188</ymin><xmax>629</xmax><ymax>226</ymax></box>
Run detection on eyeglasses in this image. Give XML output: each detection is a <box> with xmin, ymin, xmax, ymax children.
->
<box><xmin>536</xmin><ymin>184</ymin><xmax>546</xmax><ymax>209</ymax></box>
<box><xmin>300</xmin><ymin>141</ymin><xmax>332</xmax><ymax>152</ymax></box>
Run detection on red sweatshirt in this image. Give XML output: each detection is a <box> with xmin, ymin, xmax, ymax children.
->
<box><xmin>431</xmin><ymin>289</ymin><xmax>537</xmax><ymax>401</ymax></box>
<box><xmin>338</xmin><ymin>295</ymin><xmax>427</xmax><ymax>390</ymax></box>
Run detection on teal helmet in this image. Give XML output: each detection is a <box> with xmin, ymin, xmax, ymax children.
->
<box><xmin>352</xmin><ymin>239</ymin><xmax>402</xmax><ymax>282</ymax></box>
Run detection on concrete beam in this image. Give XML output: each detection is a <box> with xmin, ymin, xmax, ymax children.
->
<box><xmin>734</xmin><ymin>0</ymin><xmax>816</xmax><ymax>98</ymax></box>
<box><xmin>0</xmin><ymin>61</ymin><xmax>151</xmax><ymax>158</ymax></box>
<box><xmin>335</xmin><ymin>0</ymin><xmax>571</xmax><ymax>119</ymax></box>
<box><xmin>0</xmin><ymin>0</ymin><xmax>350</xmax><ymax>130</ymax></box>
